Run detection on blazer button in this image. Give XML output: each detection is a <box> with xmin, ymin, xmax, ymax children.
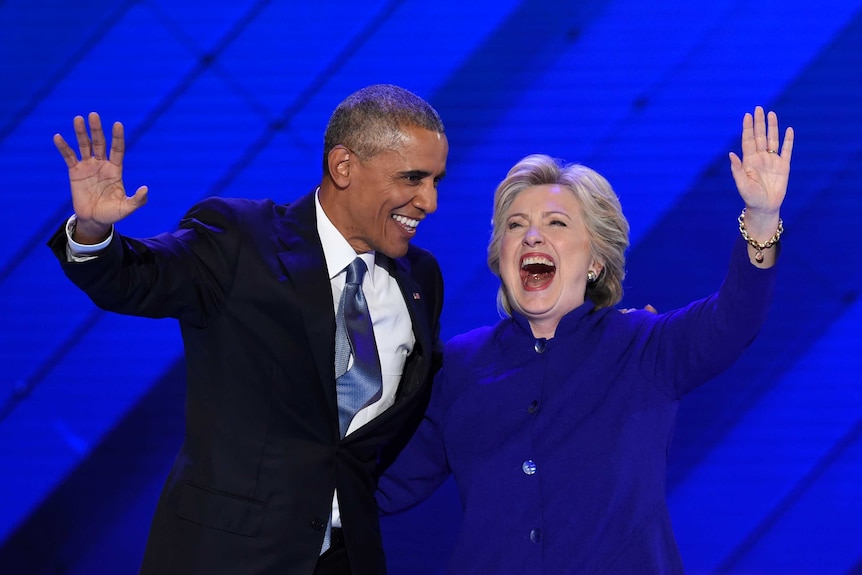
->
<box><xmin>522</xmin><ymin>460</ymin><xmax>537</xmax><ymax>475</ymax></box>
<box><xmin>530</xmin><ymin>528</ymin><xmax>542</xmax><ymax>543</ymax></box>
<box><xmin>527</xmin><ymin>400</ymin><xmax>539</xmax><ymax>414</ymax></box>
<box><xmin>534</xmin><ymin>339</ymin><xmax>546</xmax><ymax>353</ymax></box>
<box><xmin>310</xmin><ymin>518</ymin><xmax>326</xmax><ymax>531</ymax></box>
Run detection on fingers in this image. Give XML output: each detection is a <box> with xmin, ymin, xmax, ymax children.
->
<box><xmin>780</xmin><ymin>126</ymin><xmax>795</xmax><ymax>164</ymax></box>
<box><xmin>740</xmin><ymin>106</ymin><xmax>792</xmax><ymax>160</ymax></box>
<box><xmin>110</xmin><ymin>121</ymin><xmax>126</xmax><ymax>166</ymax></box>
<box><xmin>58</xmin><ymin>112</ymin><xmax>125</xmax><ymax>167</ymax></box>
<box><xmin>728</xmin><ymin>151</ymin><xmax>742</xmax><ymax>171</ymax></box>
<box><xmin>89</xmin><ymin>112</ymin><xmax>106</xmax><ymax>160</ymax></box>
<box><xmin>766</xmin><ymin>110</ymin><xmax>779</xmax><ymax>153</ymax></box>
<box><xmin>728</xmin><ymin>151</ymin><xmax>744</xmax><ymax>184</ymax></box>
<box><xmin>53</xmin><ymin>133</ymin><xmax>79</xmax><ymax>169</ymax></box>
<box><xmin>728</xmin><ymin>151</ymin><xmax>749</xmax><ymax>196</ymax></box>
<box><xmin>73</xmin><ymin>114</ymin><xmax>92</xmax><ymax>159</ymax></box>
<box><xmin>619</xmin><ymin>304</ymin><xmax>658</xmax><ymax>315</ymax></box>
<box><xmin>130</xmin><ymin>185</ymin><xmax>149</xmax><ymax>207</ymax></box>
<box><xmin>753</xmin><ymin>106</ymin><xmax>767</xmax><ymax>153</ymax></box>
<box><xmin>740</xmin><ymin>111</ymin><xmax>755</xmax><ymax>159</ymax></box>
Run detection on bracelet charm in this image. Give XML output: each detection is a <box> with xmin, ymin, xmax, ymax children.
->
<box><xmin>738</xmin><ymin>208</ymin><xmax>783</xmax><ymax>263</ymax></box>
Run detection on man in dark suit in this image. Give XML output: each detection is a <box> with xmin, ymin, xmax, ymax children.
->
<box><xmin>47</xmin><ymin>84</ymin><xmax>448</xmax><ymax>575</ymax></box>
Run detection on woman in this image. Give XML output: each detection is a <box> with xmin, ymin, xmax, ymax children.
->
<box><xmin>377</xmin><ymin>107</ymin><xmax>793</xmax><ymax>574</ymax></box>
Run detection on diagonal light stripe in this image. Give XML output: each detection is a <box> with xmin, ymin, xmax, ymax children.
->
<box><xmin>669</xmin><ymin>296</ymin><xmax>862</xmax><ymax>573</ymax></box>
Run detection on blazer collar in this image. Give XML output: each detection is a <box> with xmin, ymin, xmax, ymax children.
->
<box><xmin>275</xmin><ymin>191</ymin><xmax>434</xmax><ymax>426</ymax></box>
<box><xmin>376</xmin><ymin>253</ymin><xmax>434</xmax><ymax>393</ymax></box>
<box><xmin>275</xmin><ymin>192</ymin><xmax>339</xmax><ymax>417</ymax></box>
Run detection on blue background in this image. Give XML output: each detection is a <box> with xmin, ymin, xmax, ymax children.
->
<box><xmin>1</xmin><ymin>1</ymin><xmax>861</xmax><ymax>573</ymax></box>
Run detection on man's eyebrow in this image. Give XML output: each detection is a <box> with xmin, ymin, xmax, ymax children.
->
<box><xmin>399</xmin><ymin>169</ymin><xmax>445</xmax><ymax>180</ymax></box>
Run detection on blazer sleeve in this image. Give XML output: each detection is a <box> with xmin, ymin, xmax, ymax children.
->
<box><xmin>377</xmin><ymin>362</ymin><xmax>453</xmax><ymax>515</ymax></box>
<box><xmin>47</xmin><ymin>197</ymin><xmax>245</xmax><ymax>327</ymax></box>
<box><xmin>632</xmin><ymin>235</ymin><xmax>779</xmax><ymax>398</ymax></box>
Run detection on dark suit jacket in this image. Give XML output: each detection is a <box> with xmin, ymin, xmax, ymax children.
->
<box><xmin>47</xmin><ymin>191</ymin><xmax>444</xmax><ymax>575</ymax></box>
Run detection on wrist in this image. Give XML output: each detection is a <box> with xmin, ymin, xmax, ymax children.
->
<box><xmin>738</xmin><ymin>208</ymin><xmax>783</xmax><ymax>263</ymax></box>
<box><xmin>71</xmin><ymin>216</ymin><xmax>111</xmax><ymax>245</ymax></box>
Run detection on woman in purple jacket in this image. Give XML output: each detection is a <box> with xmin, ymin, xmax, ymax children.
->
<box><xmin>378</xmin><ymin>107</ymin><xmax>793</xmax><ymax>574</ymax></box>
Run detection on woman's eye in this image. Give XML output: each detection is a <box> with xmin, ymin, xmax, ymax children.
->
<box><xmin>550</xmin><ymin>219</ymin><xmax>566</xmax><ymax>227</ymax></box>
<box><xmin>507</xmin><ymin>221</ymin><xmax>523</xmax><ymax>230</ymax></box>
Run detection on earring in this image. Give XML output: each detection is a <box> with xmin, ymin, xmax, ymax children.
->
<box><xmin>587</xmin><ymin>270</ymin><xmax>597</xmax><ymax>283</ymax></box>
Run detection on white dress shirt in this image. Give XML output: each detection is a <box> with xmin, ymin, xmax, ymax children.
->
<box><xmin>314</xmin><ymin>191</ymin><xmax>414</xmax><ymax>532</ymax></box>
<box><xmin>65</xmin><ymin>194</ymin><xmax>415</xmax><ymax>538</ymax></box>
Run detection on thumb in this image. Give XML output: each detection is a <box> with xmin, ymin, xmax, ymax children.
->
<box><xmin>131</xmin><ymin>185</ymin><xmax>149</xmax><ymax>206</ymax></box>
<box><xmin>121</xmin><ymin>185</ymin><xmax>149</xmax><ymax>217</ymax></box>
<box><xmin>728</xmin><ymin>151</ymin><xmax>742</xmax><ymax>174</ymax></box>
<box><xmin>728</xmin><ymin>152</ymin><xmax>747</xmax><ymax>189</ymax></box>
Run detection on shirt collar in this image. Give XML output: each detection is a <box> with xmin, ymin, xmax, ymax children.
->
<box><xmin>315</xmin><ymin>188</ymin><xmax>377</xmax><ymax>285</ymax></box>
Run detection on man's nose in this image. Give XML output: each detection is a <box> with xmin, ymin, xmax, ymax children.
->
<box><xmin>415</xmin><ymin>182</ymin><xmax>437</xmax><ymax>214</ymax></box>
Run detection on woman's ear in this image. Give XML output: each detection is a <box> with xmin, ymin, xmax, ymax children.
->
<box><xmin>327</xmin><ymin>145</ymin><xmax>351</xmax><ymax>187</ymax></box>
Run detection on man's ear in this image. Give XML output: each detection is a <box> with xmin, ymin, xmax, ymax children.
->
<box><xmin>328</xmin><ymin>145</ymin><xmax>352</xmax><ymax>187</ymax></box>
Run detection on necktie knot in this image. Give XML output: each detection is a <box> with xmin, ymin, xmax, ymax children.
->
<box><xmin>345</xmin><ymin>257</ymin><xmax>368</xmax><ymax>286</ymax></box>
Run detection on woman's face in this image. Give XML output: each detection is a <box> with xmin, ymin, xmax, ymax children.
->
<box><xmin>499</xmin><ymin>184</ymin><xmax>602</xmax><ymax>338</ymax></box>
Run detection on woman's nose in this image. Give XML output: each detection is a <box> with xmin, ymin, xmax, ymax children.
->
<box><xmin>523</xmin><ymin>225</ymin><xmax>543</xmax><ymax>245</ymax></box>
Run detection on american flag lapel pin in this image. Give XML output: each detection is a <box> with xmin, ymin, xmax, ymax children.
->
<box><xmin>412</xmin><ymin>292</ymin><xmax>421</xmax><ymax>300</ymax></box>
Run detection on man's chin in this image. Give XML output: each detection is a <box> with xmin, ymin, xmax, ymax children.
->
<box><xmin>380</xmin><ymin>243</ymin><xmax>410</xmax><ymax>258</ymax></box>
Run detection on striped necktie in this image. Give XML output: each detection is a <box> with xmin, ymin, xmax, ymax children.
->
<box><xmin>334</xmin><ymin>257</ymin><xmax>383</xmax><ymax>437</ymax></box>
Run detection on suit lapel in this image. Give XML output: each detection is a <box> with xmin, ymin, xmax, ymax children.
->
<box><xmin>377</xmin><ymin>253</ymin><xmax>433</xmax><ymax>402</ymax></box>
<box><xmin>339</xmin><ymin>253</ymin><xmax>434</xmax><ymax>444</ymax></box>
<box><xmin>273</xmin><ymin>193</ymin><xmax>435</xmax><ymax>440</ymax></box>
<box><xmin>275</xmin><ymin>192</ymin><xmax>339</xmax><ymax>421</ymax></box>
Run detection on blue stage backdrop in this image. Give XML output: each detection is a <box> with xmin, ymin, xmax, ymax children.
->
<box><xmin>1</xmin><ymin>1</ymin><xmax>861</xmax><ymax>573</ymax></box>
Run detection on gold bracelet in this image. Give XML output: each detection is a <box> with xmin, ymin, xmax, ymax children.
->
<box><xmin>738</xmin><ymin>208</ymin><xmax>783</xmax><ymax>263</ymax></box>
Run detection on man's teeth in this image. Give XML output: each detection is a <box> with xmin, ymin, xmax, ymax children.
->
<box><xmin>521</xmin><ymin>256</ymin><xmax>554</xmax><ymax>268</ymax></box>
<box><xmin>392</xmin><ymin>214</ymin><xmax>418</xmax><ymax>229</ymax></box>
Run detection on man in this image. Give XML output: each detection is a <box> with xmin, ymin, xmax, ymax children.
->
<box><xmin>47</xmin><ymin>84</ymin><xmax>448</xmax><ymax>575</ymax></box>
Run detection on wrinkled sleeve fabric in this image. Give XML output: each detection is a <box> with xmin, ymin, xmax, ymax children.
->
<box><xmin>631</xmin><ymin>235</ymin><xmax>778</xmax><ymax>399</ymax></box>
<box><xmin>377</xmin><ymin>362</ymin><xmax>453</xmax><ymax>515</ymax></box>
<box><xmin>47</xmin><ymin>197</ymin><xmax>243</xmax><ymax>328</ymax></box>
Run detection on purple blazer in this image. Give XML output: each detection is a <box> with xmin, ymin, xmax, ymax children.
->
<box><xmin>379</xmin><ymin>236</ymin><xmax>777</xmax><ymax>574</ymax></box>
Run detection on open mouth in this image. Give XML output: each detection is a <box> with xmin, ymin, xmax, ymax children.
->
<box><xmin>520</xmin><ymin>255</ymin><xmax>556</xmax><ymax>289</ymax></box>
<box><xmin>392</xmin><ymin>214</ymin><xmax>419</xmax><ymax>234</ymax></box>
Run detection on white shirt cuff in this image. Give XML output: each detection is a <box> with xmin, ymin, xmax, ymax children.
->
<box><xmin>65</xmin><ymin>215</ymin><xmax>113</xmax><ymax>262</ymax></box>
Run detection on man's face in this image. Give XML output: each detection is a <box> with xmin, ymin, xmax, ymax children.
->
<box><xmin>339</xmin><ymin>126</ymin><xmax>448</xmax><ymax>258</ymax></box>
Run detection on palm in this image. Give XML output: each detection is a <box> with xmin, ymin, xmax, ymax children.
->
<box><xmin>54</xmin><ymin>112</ymin><xmax>147</xmax><ymax>230</ymax></box>
<box><xmin>67</xmin><ymin>154</ymin><xmax>130</xmax><ymax>224</ymax></box>
<box><xmin>729</xmin><ymin>107</ymin><xmax>794</xmax><ymax>214</ymax></box>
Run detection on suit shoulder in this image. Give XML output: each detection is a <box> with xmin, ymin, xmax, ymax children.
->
<box><xmin>186</xmin><ymin>196</ymin><xmax>276</xmax><ymax>219</ymax></box>
<box><xmin>179</xmin><ymin>197</ymin><xmax>279</xmax><ymax>233</ymax></box>
<box><xmin>399</xmin><ymin>244</ymin><xmax>443</xmax><ymax>284</ymax></box>
<box><xmin>404</xmin><ymin>243</ymin><xmax>440</xmax><ymax>267</ymax></box>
